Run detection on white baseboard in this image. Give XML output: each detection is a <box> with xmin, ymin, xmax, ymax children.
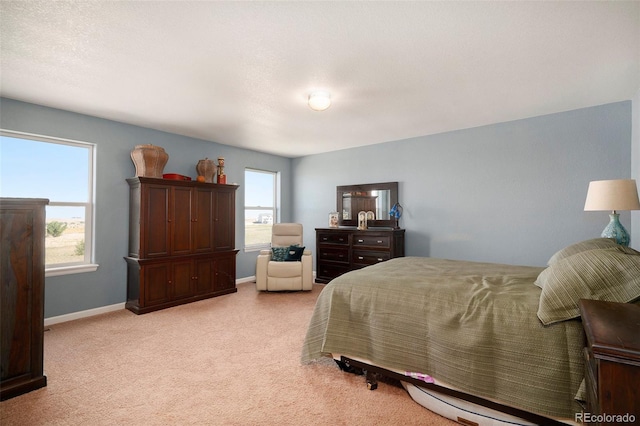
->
<box><xmin>44</xmin><ymin>276</ymin><xmax>258</xmax><ymax>326</ymax></box>
<box><xmin>45</xmin><ymin>302</ymin><xmax>125</xmax><ymax>327</ymax></box>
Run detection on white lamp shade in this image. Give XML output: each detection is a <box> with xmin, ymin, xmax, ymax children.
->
<box><xmin>584</xmin><ymin>179</ymin><xmax>640</xmax><ymax>211</ymax></box>
<box><xmin>308</xmin><ymin>91</ymin><xmax>331</xmax><ymax>111</ymax></box>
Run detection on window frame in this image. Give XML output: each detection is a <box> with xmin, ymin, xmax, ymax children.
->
<box><xmin>0</xmin><ymin>129</ymin><xmax>98</xmax><ymax>277</ymax></box>
<box><xmin>244</xmin><ymin>168</ymin><xmax>279</xmax><ymax>252</ymax></box>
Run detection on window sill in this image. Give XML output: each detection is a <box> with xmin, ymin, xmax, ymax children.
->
<box><xmin>46</xmin><ymin>264</ymin><xmax>99</xmax><ymax>278</ymax></box>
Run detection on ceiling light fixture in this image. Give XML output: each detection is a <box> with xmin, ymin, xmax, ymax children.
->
<box><xmin>308</xmin><ymin>91</ymin><xmax>331</xmax><ymax>111</ymax></box>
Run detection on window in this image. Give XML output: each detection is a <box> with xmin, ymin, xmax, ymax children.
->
<box><xmin>244</xmin><ymin>168</ymin><xmax>278</xmax><ymax>251</ymax></box>
<box><xmin>0</xmin><ymin>130</ymin><xmax>97</xmax><ymax>276</ymax></box>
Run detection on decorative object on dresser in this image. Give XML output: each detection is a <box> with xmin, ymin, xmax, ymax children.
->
<box><xmin>389</xmin><ymin>202</ymin><xmax>403</xmax><ymax>229</ymax></box>
<box><xmin>130</xmin><ymin>144</ymin><xmax>169</xmax><ymax>178</ymax></box>
<box><xmin>584</xmin><ymin>179</ymin><xmax>640</xmax><ymax>246</ymax></box>
<box><xmin>315</xmin><ymin>227</ymin><xmax>405</xmax><ymax>284</ymax></box>
<box><xmin>124</xmin><ymin>177</ymin><xmax>239</xmax><ymax>314</ymax></box>
<box><xmin>579</xmin><ymin>299</ymin><xmax>640</xmax><ymax>423</ymax></box>
<box><xmin>357</xmin><ymin>211</ymin><xmax>367</xmax><ymax>230</ymax></box>
<box><xmin>1</xmin><ymin>198</ymin><xmax>48</xmax><ymax>400</ymax></box>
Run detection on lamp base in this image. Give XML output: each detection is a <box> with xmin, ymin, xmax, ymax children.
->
<box><xmin>601</xmin><ymin>213</ymin><xmax>630</xmax><ymax>246</ymax></box>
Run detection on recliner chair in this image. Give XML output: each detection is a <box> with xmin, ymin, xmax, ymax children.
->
<box><xmin>256</xmin><ymin>223</ymin><xmax>313</xmax><ymax>291</ymax></box>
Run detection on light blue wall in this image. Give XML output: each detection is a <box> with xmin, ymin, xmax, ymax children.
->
<box><xmin>1</xmin><ymin>98</ymin><xmax>634</xmax><ymax>318</ymax></box>
<box><xmin>293</xmin><ymin>101</ymin><xmax>633</xmax><ymax>266</ymax></box>
<box><xmin>0</xmin><ymin>98</ymin><xmax>292</xmax><ymax>317</ymax></box>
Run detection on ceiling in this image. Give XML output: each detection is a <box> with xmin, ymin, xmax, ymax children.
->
<box><xmin>1</xmin><ymin>1</ymin><xmax>639</xmax><ymax>158</ymax></box>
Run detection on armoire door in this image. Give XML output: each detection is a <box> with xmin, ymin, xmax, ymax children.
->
<box><xmin>213</xmin><ymin>188</ymin><xmax>235</xmax><ymax>251</ymax></box>
<box><xmin>171</xmin><ymin>187</ymin><xmax>192</xmax><ymax>256</ymax></box>
<box><xmin>142</xmin><ymin>185</ymin><xmax>171</xmax><ymax>258</ymax></box>
<box><xmin>193</xmin><ymin>187</ymin><xmax>215</xmax><ymax>253</ymax></box>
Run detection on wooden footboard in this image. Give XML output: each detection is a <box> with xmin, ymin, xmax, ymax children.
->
<box><xmin>338</xmin><ymin>356</ymin><xmax>567</xmax><ymax>426</ymax></box>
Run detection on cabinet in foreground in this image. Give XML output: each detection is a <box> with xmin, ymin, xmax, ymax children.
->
<box><xmin>1</xmin><ymin>198</ymin><xmax>48</xmax><ymax>400</ymax></box>
<box><xmin>579</xmin><ymin>299</ymin><xmax>640</xmax><ymax>424</ymax></box>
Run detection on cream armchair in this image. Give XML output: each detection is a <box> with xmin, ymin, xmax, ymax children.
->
<box><xmin>256</xmin><ymin>223</ymin><xmax>313</xmax><ymax>291</ymax></box>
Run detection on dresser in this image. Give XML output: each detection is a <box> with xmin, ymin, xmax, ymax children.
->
<box><xmin>125</xmin><ymin>177</ymin><xmax>239</xmax><ymax>314</ymax></box>
<box><xmin>579</xmin><ymin>299</ymin><xmax>640</xmax><ymax>424</ymax></box>
<box><xmin>1</xmin><ymin>198</ymin><xmax>48</xmax><ymax>400</ymax></box>
<box><xmin>315</xmin><ymin>228</ymin><xmax>405</xmax><ymax>284</ymax></box>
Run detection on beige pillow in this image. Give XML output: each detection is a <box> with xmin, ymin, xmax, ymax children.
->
<box><xmin>536</xmin><ymin>245</ymin><xmax>640</xmax><ymax>325</ymax></box>
<box><xmin>547</xmin><ymin>238</ymin><xmax>618</xmax><ymax>266</ymax></box>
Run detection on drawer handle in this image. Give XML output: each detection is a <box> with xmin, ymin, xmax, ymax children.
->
<box><xmin>377</xmin><ymin>258</ymin><xmax>383</xmax><ymax>261</ymax></box>
<box><xmin>358</xmin><ymin>239</ymin><xmax>364</xmax><ymax>243</ymax></box>
<box><xmin>377</xmin><ymin>240</ymin><xmax>383</xmax><ymax>244</ymax></box>
<box><xmin>338</xmin><ymin>254</ymin><xmax>344</xmax><ymax>258</ymax></box>
<box><xmin>322</xmin><ymin>237</ymin><xmax>328</xmax><ymax>241</ymax></box>
<box><xmin>358</xmin><ymin>256</ymin><xmax>364</xmax><ymax>260</ymax></box>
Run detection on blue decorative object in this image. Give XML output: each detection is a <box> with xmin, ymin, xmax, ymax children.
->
<box><xmin>389</xmin><ymin>202</ymin><xmax>403</xmax><ymax>229</ymax></box>
<box><xmin>601</xmin><ymin>213</ymin><xmax>630</xmax><ymax>246</ymax></box>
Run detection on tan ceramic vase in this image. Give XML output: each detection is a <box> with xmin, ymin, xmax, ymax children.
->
<box><xmin>196</xmin><ymin>158</ymin><xmax>217</xmax><ymax>183</ymax></box>
<box><xmin>130</xmin><ymin>144</ymin><xmax>168</xmax><ymax>178</ymax></box>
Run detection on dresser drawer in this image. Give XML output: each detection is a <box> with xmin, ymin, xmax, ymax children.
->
<box><xmin>317</xmin><ymin>263</ymin><xmax>351</xmax><ymax>282</ymax></box>
<box><xmin>318</xmin><ymin>247</ymin><xmax>349</xmax><ymax>264</ymax></box>
<box><xmin>318</xmin><ymin>232</ymin><xmax>349</xmax><ymax>245</ymax></box>
<box><xmin>353</xmin><ymin>250</ymin><xmax>390</xmax><ymax>266</ymax></box>
<box><xmin>353</xmin><ymin>234</ymin><xmax>390</xmax><ymax>248</ymax></box>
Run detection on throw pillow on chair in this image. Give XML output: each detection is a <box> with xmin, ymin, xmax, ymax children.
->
<box><xmin>285</xmin><ymin>246</ymin><xmax>305</xmax><ymax>261</ymax></box>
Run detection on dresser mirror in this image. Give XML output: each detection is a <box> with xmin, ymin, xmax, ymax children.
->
<box><xmin>337</xmin><ymin>182</ymin><xmax>398</xmax><ymax>227</ymax></box>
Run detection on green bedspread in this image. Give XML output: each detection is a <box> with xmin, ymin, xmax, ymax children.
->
<box><xmin>301</xmin><ymin>257</ymin><xmax>585</xmax><ymax>419</ymax></box>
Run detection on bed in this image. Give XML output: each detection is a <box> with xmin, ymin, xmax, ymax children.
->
<box><xmin>301</xmin><ymin>238</ymin><xmax>640</xmax><ymax>425</ymax></box>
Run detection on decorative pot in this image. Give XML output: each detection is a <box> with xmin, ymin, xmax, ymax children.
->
<box><xmin>130</xmin><ymin>144</ymin><xmax>168</xmax><ymax>178</ymax></box>
<box><xmin>196</xmin><ymin>158</ymin><xmax>217</xmax><ymax>183</ymax></box>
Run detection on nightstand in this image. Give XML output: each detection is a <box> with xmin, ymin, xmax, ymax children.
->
<box><xmin>579</xmin><ymin>299</ymin><xmax>640</xmax><ymax>424</ymax></box>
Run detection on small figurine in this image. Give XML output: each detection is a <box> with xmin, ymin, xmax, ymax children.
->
<box><xmin>217</xmin><ymin>157</ymin><xmax>226</xmax><ymax>184</ymax></box>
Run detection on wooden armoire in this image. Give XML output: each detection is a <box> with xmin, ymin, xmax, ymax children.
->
<box><xmin>1</xmin><ymin>198</ymin><xmax>48</xmax><ymax>400</ymax></box>
<box><xmin>124</xmin><ymin>177</ymin><xmax>239</xmax><ymax>314</ymax></box>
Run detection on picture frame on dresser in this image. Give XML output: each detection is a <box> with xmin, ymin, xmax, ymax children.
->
<box><xmin>329</xmin><ymin>212</ymin><xmax>339</xmax><ymax>228</ymax></box>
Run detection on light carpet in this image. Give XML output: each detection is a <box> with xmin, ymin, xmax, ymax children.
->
<box><xmin>0</xmin><ymin>282</ymin><xmax>455</xmax><ymax>425</ymax></box>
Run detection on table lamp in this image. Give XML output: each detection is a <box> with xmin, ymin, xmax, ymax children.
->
<box><xmin>584</xmin><ymin>179</ymin><xmax>640</xmax><ymax>246</ymax></box>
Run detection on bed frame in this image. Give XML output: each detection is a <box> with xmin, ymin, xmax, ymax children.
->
<box><xmin>336</xmin><ymin>356</ymin><xmax>568</xmax><ymax>426</ymax></box>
